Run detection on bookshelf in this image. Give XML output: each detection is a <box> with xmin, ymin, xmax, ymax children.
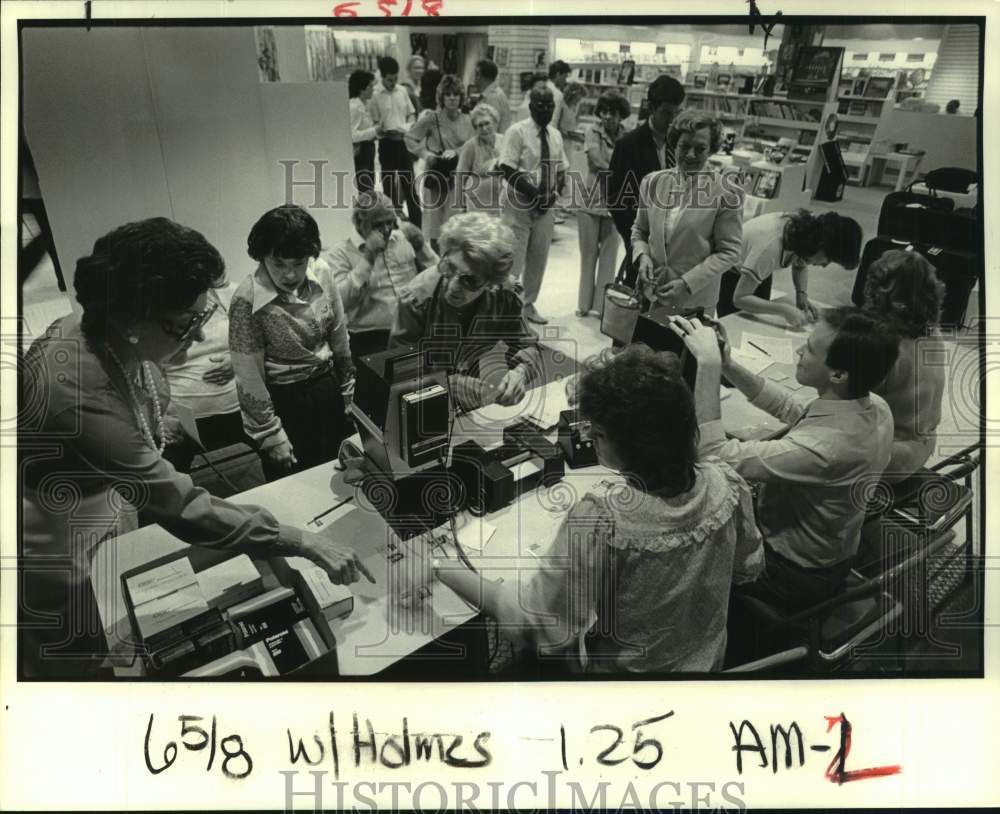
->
<box><xmin>834</xmin><ymin>85</ymin><xmax>895</xmax><ymax>185</ymax></box>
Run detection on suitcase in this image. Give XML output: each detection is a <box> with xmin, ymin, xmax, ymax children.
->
<box><xmin>877</xmin><ymin>189</ymin><xmax>953</xmax><ymax>244</ymax></box>
<box><xmin>853</xmin><ymin>238</ymin><xmax>979</xmax><ymax>328</ymax></box>
<box><xmin>923</xmin><ymin>167</ymin><xmax>978</xmax><ymax>194</ymax></box>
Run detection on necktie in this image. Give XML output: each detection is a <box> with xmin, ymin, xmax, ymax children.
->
<box><xmin>539</xmin><ymin>126</ymin><xmax>551</xmax><ymax>201</ymax></box>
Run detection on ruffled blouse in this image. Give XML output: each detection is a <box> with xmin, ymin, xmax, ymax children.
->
<box><xmin>505</xmin><ymin>459</ymin><xmax>764</xmax><ymax>673</ymax></box>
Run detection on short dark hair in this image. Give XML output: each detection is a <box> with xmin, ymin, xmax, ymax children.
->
<box><xmin>578</xmin><ymin>344</ymin><xmax>699</xmax><ymax>494</ymax></box>
<box><xmin>74</xmin><ymin>218</ymin><xmax>225</xmax><ymax>344</ymax></box>
<box><xmin>348</xmin><ymin>70</ymin><xmax>375</xmax><ymax>99</ymax></box>
<box><xmin>595</xmin><ymin>89</ymin><xmax>631</xmax><ymax>119</ymax></box>
<box><xmin>476</xmin><ymin>59</ymin><xmax>498</xmax><ymax>82</ymax></box>
<box><xmin>862</xmin><ymin>249</ymin><xmax>946</xmax><ymax>338</ymax></box>
<box><xmin>783</xmin><ymin>209</ymin><xmax>863</xmax><ymax>269</ymax></box>
<box><xmin>548</xmin><ymin>60</ymin><xmax>571</xmax><ymax>80</ymax></box>
<box><xmin>378</xmin><ymin>56</ymin><xmax>400</xmax><ymax>76</ymax></box>
<box><xmin>822</xmin><ymin>307</ymin><xmax>900</xmax><ymax>398</ymax></box>
<box><xmin>647</xmin><ymin>74</ymin><xmax>685</xmax><ymax>107</ymax></box>
<box><xmin>247</xmin><ymin>205</ymin><xmax>321</xmax><ymax>262</ymax></box>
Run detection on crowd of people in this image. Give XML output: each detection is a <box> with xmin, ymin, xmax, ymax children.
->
<box><xmin>20</xmin><ymin>51</ymin><xmax>955</xmax><ymax>677</ymax></box>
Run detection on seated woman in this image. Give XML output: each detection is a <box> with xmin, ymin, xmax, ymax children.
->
<box><xmin>455</xmin><ymin>103</ymin><xmax>503</xmax><ymax>216</ymax></box>
<box><xmin>861</xmin><ymin>249</ymin><xmax>948</xmax><ymax>480</ymax></box>
<box><xmin>229</xmin><ymin>205</ymin><xmax>355</xmax><ymax>482</ymax></box>
<box><xmin>20</xmin><ymin>217</ymin><xmax>370</xmax><ymax>676</ymax></box>
<box><xmin>389</xmin><ymin>211</ymin><xmax>540</xmax><ymax>411</ymax></box>
<box><xmin>631</xmin><ymin>111</ymin><xmax>744</xmax><ymax>316</ymax></box>
<box><xmin>404</xmin><ymin>73</ymin><xmax>474</xmax><ymax>253</ymax></box>
<box><xmin>435</xmin><ymin>345</ymin><xmax>764</xmax><ymax>673</ymax></box>
<box><xmin>320</xmin><ymin>190</ymin><xmax>437</xmax><ymax>362</ymax></box>
<box><xmin>162</xmin><ymin>279</ymin><xmax>250</xmax><ymax>474</ymax></box>
<box><xmin>719</xmin><ymin>209</ymin><xmax>863</xmax><ymax>325</ymax></box>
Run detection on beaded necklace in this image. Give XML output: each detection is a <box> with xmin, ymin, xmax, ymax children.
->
<box><xmin>105</xmin><ymin>343</ymin><xmax>166</xmax><ymax>456</ymax></box>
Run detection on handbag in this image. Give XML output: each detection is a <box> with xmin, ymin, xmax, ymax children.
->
<box><xmin>600</xmin><ymin>255</ymin><xmax>642</xmax><ymax>345</ymax></box>
<box><xmin>423</xmin><ymin>113</ymin><xmax>460</xmax><ymax>198</ymax></box>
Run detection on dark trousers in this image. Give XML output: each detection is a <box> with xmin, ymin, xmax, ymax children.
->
<box><xmin>163</xmin><ymin>410</ymin><xmax>251</xmax><ymax>473</ymax></box>
<box><xmin>378</xmin><ymin>138</ymin><xmax>421</xmax><ymax>228</ymax></box>
<box><xmin>263</xmin><ymin>369</ymin><xmax>347</xmax><ymax>482</ymax></box>
<box><xmin>716</xmin><ymin>269</ymin><xmax>773</xmax><ymax>318</ymax></box>
<box><xmin>354</xmin><ymin>140</ymin><xmax>376</xmax><ymax>194</ymax></box>
<box><xmin>739</xmin><ymin>542</ymin><xmax>854</xmax><ymax>614</ymax></box>
<box><xmin>349</xmin><ymin>329</ymin><xmax>391</xmax><ymax>368</ymax></box>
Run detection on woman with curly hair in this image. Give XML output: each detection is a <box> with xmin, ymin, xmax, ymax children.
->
<box><xmin>19</xmin><ymin>217</ymin><xmax>371</xmax><ymax>676</ymax></box>
<box><xmin>434</xmin><ymin>344</ymin><xmax>764</xmax><ymax>673</ymax></box>
<box><xmin>632</xmin><ymin>110</ymin><xmax>744</xmax><ymax>314</ymax></box>
<box><xmin>861</xmin><ymin>249</ymin><xmax>948</xmax><ymax>479</ymax></box>
<box><xmin>405</xmin><ymin>73</ymin><xmax>474</xmax><ymax>251</ymax></box>
<box><xmin>720</xmin><ymin>209</ymin><xmax>863</xmax><ymax>326</ymax></box>
<box><xmin>389</xmin><ymin>211</ymin><xmax>539</xmax><ymax>411</ymax></box>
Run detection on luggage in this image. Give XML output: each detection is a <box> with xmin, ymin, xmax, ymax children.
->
<box><xmin>853</xmin><ymin>238</ymin><xmax>979</xmax><ymax>327</ymax></box>
<box><xmin>922</xmin><ymin>166</ymin><xmax>978</xmax><ymax>194</ymax></box>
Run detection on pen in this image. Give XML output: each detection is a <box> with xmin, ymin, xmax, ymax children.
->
<box><xmin>308</xmin><ymin>495</ymin><xmax>354</xmax><ymax>526</ymax></box>
<box><xmin>747</xmin><ymin>340</ymin><xmax>771</xmax><ymax>356</ymax></box>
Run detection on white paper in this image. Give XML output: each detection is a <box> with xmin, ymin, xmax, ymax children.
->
<box><xmin>510</xmin><ymin>458</ymin><xmax>544</xmax><ymax>481</ymax></box>
<box><xmin>739</xmin><ymin>333</ymin><xmax>796</xmax><ymax>365</ymax></box>
<box><xmin>454</xmin><ymin>516</ymin><xmax>498</xmax><ymax>553</ymax></box>
<box><xmin>729</xmin><ymin>350</ymin><xmax>773</xmax><ymax>375</ymax></box>
<box><xmin>133</xmin><ymin>583</ymin><xmax>210</xmax><ymax>639</ymax></box>
<box><xmin>194</xmin><ymin>554</ymin><xmax>260</xmax><ymax>600</ymax></box>
<box><xmin>125</xmin><ymin>558</ymin><xmax>197</xmax><ymax>607</ymax></box>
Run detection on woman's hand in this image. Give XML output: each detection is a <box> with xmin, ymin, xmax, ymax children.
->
<box><xmin>779</xmin><ymin>302</ymin><xmax>811</xmax><ymax>329</ymax></box>
<box><xmin>449</xmin><ymin>374</ymin><xmax>485</xmax><ymax>414</ymax></box>
<box><xmin>655</xmin><ymin>278</ymin><xmax>691</xmax><ymax>307</ymax></box>
<box><xmin>495</xmin><ymin>366</ymin><xmax>528</xmax><ymax>406</ymax></box>
<box><xmin>293</xmin><ymin>529</ymin><xmax>375</xmax><ymax>585</ymax></box>
<box><xmin>265</xmin><ymin>439</ymin><xmax>297</xmax><ymax>472</ymax></box>
<box><xmin>441</xmin><ymin>149</ymin><xmax>457</xmax><ymax>161</ymax></box>
<box><xmin>668</xmin><ymin>315</ymin><xmax>723</xmax><ymax>368</ymax></box>
<box><xmin>202</xmin><ymin>361</ymin><xmax>235</xmax><ymax>385</ymax></box>
<box><xmin>795</xmin><ymin>291</ymin><xmax>819</xmax><ymax>322</ymax></box>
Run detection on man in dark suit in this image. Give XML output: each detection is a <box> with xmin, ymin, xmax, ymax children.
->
<box><xmin>608</xmin><ymin>75</ymin><xmax>685</xmax><ymax>286</ymax></box>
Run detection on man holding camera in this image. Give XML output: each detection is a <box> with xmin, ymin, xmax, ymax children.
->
<box><xmin>498</xmin><ymin>86</ymin><xmax>569</xmax><ymax>326</ymax></box>
<box><xmin>672</xmin><ymin>308</ymin><xmax>899</xmax><ymax>611</ymax></box>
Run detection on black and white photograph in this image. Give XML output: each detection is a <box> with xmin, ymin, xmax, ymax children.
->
<box><xmin>1</xmin><ymin>3</ymin><xmax>996</xmax><ymax>812</ymax></box>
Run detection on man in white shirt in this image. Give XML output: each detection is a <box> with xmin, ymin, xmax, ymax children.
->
<box><xmin>368</xmin><ymin>56</ymin><xmax>421</xmax><ymax>228</ymax></box>
<box><xmin>673</xmin><ymin>307</ymin><xmax>900</xmax><ymax>611</ymax></box>
<box><xmin>473</xmin><ymin>59</ymin><xmax>512</xmax><ymax>133</ymax></box>
<box><xmin>498</xmin><ymin>87</ymin><xmax>569</xmax><ymax>325</ymax></box>
<box><xmin>546</xmin><ymin>59</ymin><xmax>571</xmax><ymax>132</ymax></box>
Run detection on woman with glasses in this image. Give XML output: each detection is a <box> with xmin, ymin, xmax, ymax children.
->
<box><xmin>20</xmin><ymin>217</ymin><xmax>372</xmax><ymax>677</ymax></box>
<box><xmin>320</xmin><ymin>190</ymin><xmax>438</xmax><ymax>363</ymax></box>
<box><xmin>632</xmin><ymin>111</ymin><xmax>744</xmax><ymax>316</ymax></box>
<box><xmin>229</xmin><ymin>205</ymin><xmax>355</xmax><ymax>482</ymax></box>
<box><xmin>389</xmin><ymin>212</ymin><xmax>540</xmax><ymax>411</ymax></box>
<box><xmin>455</xmin><ymin>103</ymin><xmax>503</xmax><ymax>216</ymax></box>
<box><xmin>161</xmin><ymin>279</ymin><xmax>253</xmax><ymax>473</ymax></box>
<box><xmin>576</xmin><ymin>90</ymin><xmax>629</xmax><ymax>319</ymax></box>
<box><xmin>404</xmin><ymin>73</ymin><xmax>474</xmax><ymax>253</ymax></box>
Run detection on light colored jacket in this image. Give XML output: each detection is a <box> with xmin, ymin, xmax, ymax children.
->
<box><xmin>631</xmin><ymin>167</ymin><xmax>744</xmax><ymax>312</ymax></box>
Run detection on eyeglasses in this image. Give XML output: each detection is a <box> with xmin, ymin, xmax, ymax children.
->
<box><xmin>440</xmin><ymin>254</ymin><xmax>488</xmax><ymax>292</ymax></box>
<box><xmin>163</xmin><ymin>301</ymin><xmax>218</xmax><ymax>343</ymax></box>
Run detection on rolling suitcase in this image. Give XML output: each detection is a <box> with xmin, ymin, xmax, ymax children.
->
<box><xmin>877</xmin><ymin>189</ymin><xmax>954</xmax><ymax>245</ymax></box>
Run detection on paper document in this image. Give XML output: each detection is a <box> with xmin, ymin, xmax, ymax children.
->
<box><xmin>126</xmin><ymin>558</ymin><xmax>197</xmax><ymax>607</ymax></box>
<box><xmin>454</xmin><ymin>515</ymin><xmax>498</xmax><ymax>553</ymax></box>
<box><xmin>739</xmin><ymin>333</ymin><xmax>796</xmax><ymax>365</ymax></box>
<box><xmin>521</xmin><ymin>389</ymin><xmax>569</xmax><ymax>430</ymax></box>
<box><xmin>729</xmin><ymin>351</ymin><xmax>772</xmax><ymax>375</ymax></box>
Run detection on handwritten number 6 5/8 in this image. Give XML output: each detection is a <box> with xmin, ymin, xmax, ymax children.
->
<box><xmin>144</xmin><ymin>713</ymin><xmax>253</xmax><ymax>779</ymax></box>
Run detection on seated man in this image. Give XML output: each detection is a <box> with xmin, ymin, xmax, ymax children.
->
<box><xmin>673</xmin><ymin>307</ymin><xmax>900</xmax><ymax>611</ymax></box>
<box><xmin>319</xmin><ymin>190</ymin><xmax>437</xmax><ymax>362</ymax></box>
<box><xmin>390</xmin><ymin>211</ymin><xmax>540</xmax><ymax>411</ymax></box>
